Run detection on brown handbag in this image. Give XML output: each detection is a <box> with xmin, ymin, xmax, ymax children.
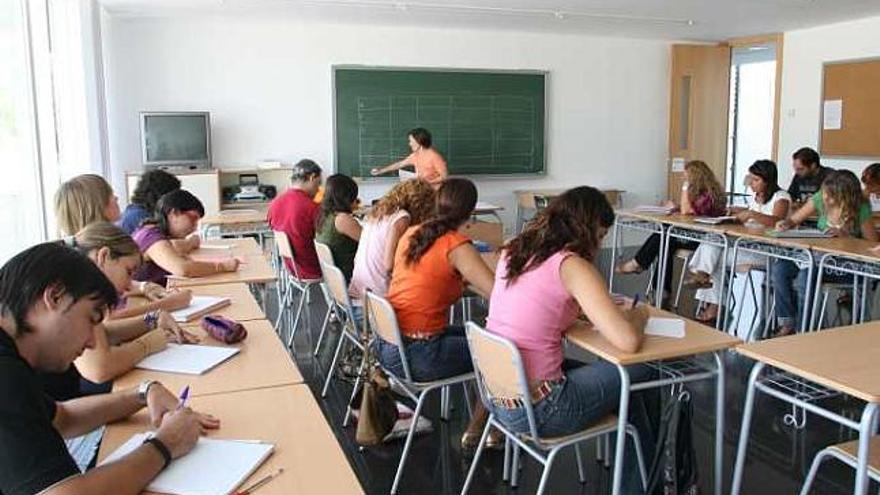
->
<box><xmin>354</xmin><ymin>298</ymin><xmax>399</xmax><ymax>446</ymax></box>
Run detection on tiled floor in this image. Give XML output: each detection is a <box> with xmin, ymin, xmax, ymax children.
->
<box><xmin>266</xmin><ymin>265</ymin><xmax>873</xmax><ymax>495</ymax></box>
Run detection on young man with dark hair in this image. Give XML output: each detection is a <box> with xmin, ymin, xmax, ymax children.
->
<box><xmin>788</xmin><ymin>146</ymin><xmax>832</xmax><ymax>204</ymax></box>
<box><xmin>0</xmin><ymin>243</ymin><xmax>219</xmax><ymax>495</ymax></box>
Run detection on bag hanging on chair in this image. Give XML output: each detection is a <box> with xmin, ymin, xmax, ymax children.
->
<box><xmin>353</xmin><ymin>296</ymin><xmax>398</xmax><ymax>446</ymax></box>
<box><xmin>646</xmin><ymin>389</ymin><xmax>699</xmax><ymax>495</ymax></box>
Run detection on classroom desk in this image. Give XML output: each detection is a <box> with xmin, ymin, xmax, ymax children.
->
<box><xmin>608</xmin><ymin>210</ymin><xmax>670</xmax><ymax>304</ymax></box>
<box><xmin>808</xmin><ymin>237</ymin><xmax>880</xmax><ymax>328</ymax></box>
<box><xmin>199</xmin><ymin>209</ymin><xmax>270</xmax><ymax>247</ymax></box>
<box><xmin>167</xmin><ymin>253</ymin><xmax>276</xmax><ymax>292</ymax></box>
<box><xmin>731</xmin><ymin>323</ymin><xmax>880</xmax><ymax>495</ymax></box>
<box><xmin>192</xmin><ymin>237</ymin><xmax>264</xmax><ymax>258</ymax></box>
<box><xmin>98</xmin><ymin>385</ymin><xmax>364</xmax><ymax>495</ymax></box>
<box><xmin>129</xmin><ymin>283</ymin><xmax>266</xmax><ymax>323</ymax></box>
<box><xmin>515</xmin><ymin>189</ymin><xmax>624</xmax><ymax>233</ymax></box>
<box><xmin>566</xmin><ymin>305</ymin><xmax>741</xmax><ymax>495</ymax></box>
<box><xmin>114</xmin><ymin>319</ymin><xmax>303</xmax><ymax>396</ymax></box>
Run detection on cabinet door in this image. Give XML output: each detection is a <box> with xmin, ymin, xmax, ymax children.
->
<box><xmin>177</xmin><ymin>173</ymin><xmax>221</xmax><ymax>215</ymax></box>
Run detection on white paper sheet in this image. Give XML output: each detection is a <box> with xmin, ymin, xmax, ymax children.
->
<box><xmin>65</xmin><ymin>426</ymin><xmax>105</xmax><ymax>472</ymax></box>
<box><xmin>101</xmin><ymin>433</ymin><xmax>274</xmax><ymax>495</ymax></box>
<box><xmin>398</xmin><ymin>169</ymin><xmax>417</xmax><ymax>180</ymax></box>
<box><xmin>823</xmin><ymin>99</ymin><xmax>843</xmax><ymax>130</ymax></box>
<box><xmin>170</xmin><ymin>296</ymin><xmax>231</xmax><ymax>322</ymax></box>
<box><xmin>136</xmin><ymin>344</ymin><xmax>240</xmax><ymax>375</ymax></box>
<box><xmin>671</xmin><ymin>157</ymin><xmax>686</xmax><ymax>172</ymax></box>
<box><xmin>645</xmin><ymin>317</ymin><xmax>686</xmax><ymax>339</ymax></box>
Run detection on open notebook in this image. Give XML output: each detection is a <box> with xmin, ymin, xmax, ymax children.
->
<box><xmin>136</xmin><ymin>344</ymin><xmax>240</xmax><ymax>375</ymax></box>
<box><xmin>633</xmin><ymin>205</ymin><xmax>675</xmax><ymax>215</ymax></box>
<box><xmin>101</xmin><ymin>433</ymin><xmax>274</xmax><ymax>495</ymax></box>
<box><xmin>170</xmin><ymin>296</ymin><xmax>231</xmax><ymax>323</ymax></box>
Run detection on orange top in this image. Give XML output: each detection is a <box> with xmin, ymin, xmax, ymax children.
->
<box><xmin>406</xmin><ymin>148</ymin><xmax>448</xmax><ymax>187</ymax></box>
<box><xmin>387</xmin><ymin>226</ymin><xmax>469</xmax><ymax>336</ymax></box>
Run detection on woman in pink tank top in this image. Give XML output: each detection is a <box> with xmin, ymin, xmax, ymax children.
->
<box><xmin>485</xmin><ymin>186</ymin><xmax>659</xmax><ymax>494</ymax></box>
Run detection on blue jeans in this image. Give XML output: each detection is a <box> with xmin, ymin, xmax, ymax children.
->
<box><xmin>375</xmin><ymin>326</ymin><xmax>472</xmax><ymax>382</ymax></box>
<box><xmin>487</xmin><ymin>359</ymin><xmax>658</xmax><ymax>494</ymax></box>
<box><xmin>772</xmin><ymin>260</ymin><xmax>852</xmax><ymax>330</ymax></box>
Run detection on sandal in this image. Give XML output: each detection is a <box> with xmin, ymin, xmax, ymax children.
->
<box><xmin>615</xmin><ymin>259</ymin><xmax>644</xmax><ymax>275</ymax></box>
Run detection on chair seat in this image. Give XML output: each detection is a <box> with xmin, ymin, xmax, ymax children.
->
<box><xmin>734</xmin><ymin>263</ymin><xmax>766</xmax><ymax>274</ymax></box>
<box><xmin>524</xmin><ymin>414</ymin><xmax>619</xmax><ymax>448</ymax></box>
<box><xmin>394</xmin><ymin>372</ymin><xmax>476</xmax><ymax>391</ymax></box>
<box><xmin>829</xmin><ymin>437</ymin><xmax>880</xmax><ymax>476</ymax></box>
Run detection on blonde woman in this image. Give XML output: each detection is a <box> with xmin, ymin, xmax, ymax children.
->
<box><xmin>54</xmin><ymin>174</ymin><xmax>191</xmax><ymax>316</ymax></box>
<box><xmin>41</xmin><ymin>222</ymin><xmax>198</xmax><ymax>400</ymax></box>
<box><xmin>616</xmin><ymin>160</ymin><xmax>726</xmax><ymax>298</ymax></box>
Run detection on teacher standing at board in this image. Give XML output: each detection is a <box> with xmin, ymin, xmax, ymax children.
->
<box><xmin>371</xmin><ymin>128</ymin><xmax>448</xmax><ymax>188</ymax></box>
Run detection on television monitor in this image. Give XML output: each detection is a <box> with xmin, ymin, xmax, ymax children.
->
<box><xmin>140</xmin><ymin>112</ymin><xmax>211</xmax><ymax>169</ymax></box>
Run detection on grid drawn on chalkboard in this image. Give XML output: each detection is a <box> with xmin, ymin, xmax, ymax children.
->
<box><xmin>356</xmin><ymin>94</ymin><xmax>537</xmax><ymax>175</ymax></box>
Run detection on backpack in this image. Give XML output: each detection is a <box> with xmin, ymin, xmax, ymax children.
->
<box><xmin>646</xmin><ymin>390</ymin><xmax>699</xmax><ymax>495</ymax></box>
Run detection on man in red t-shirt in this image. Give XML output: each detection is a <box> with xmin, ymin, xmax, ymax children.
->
<box><xmin>267</xmin><ymin>159</ymin><xmax>323</xmax><ymax>280</ymax></box>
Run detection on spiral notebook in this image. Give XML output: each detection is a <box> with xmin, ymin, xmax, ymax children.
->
<box><xmin>170</xmin><ymin>296</ymin><xmax>231</xmax><ymax>323</ymax></box>
<box><xmin>101</xmin><ymin>433</ymin><xmax>274</xmax><ymax>495</ymax></box>
<box><xmin>136</xmin><ymin>344</ymin><xmax>240</xmax><ymax>375</ymax></box>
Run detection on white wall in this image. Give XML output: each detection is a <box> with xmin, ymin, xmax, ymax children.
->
<box><xmin>102</xmin><ymin>14</ymin><xmax>671</xmax><ymax>231</ymax></box>
<box><xmin>778</xmin><ymin>15</ymin><xmax>880</xmax><ymax>185</ymax></box>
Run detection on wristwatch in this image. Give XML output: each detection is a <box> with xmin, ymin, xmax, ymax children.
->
<box><xmin>138</xmin><ymin>380</ymin><xmax>158</xmax><ymax>405</ymax></box>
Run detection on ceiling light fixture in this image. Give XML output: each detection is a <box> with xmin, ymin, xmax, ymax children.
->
<box><xmin>295</xmin><ymin>0</ymin><xmax>696</xmax><ymax>26</ymax></box>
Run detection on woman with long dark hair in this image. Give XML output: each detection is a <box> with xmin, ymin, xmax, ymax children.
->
<box><xmin>485</xmin><ymin>186</ymin><xmax>656</xmax><ymax>492</ymax></box>
<box><xmin>132</xmin><ymin>190</ymin><xmax>239</xmax><ymax>285</ymax></box>
<box><xmin>686</xmin><ymin>160</ymin><xmax>791</xmax><ymax>323</ymax></box>
<box><xmin>119</xmin><ymin>169</ymin><xmax>181</xmax><ymax>234</ymax></box>
<box><xmin>384</xmin><ymin>178</ymin><xmax>495</xmax><ymax>445</ymax></box>
<box><xmin>316</xmin><ymin>174</ymin><xmax>361</xmax><ymax>281</ymax></box>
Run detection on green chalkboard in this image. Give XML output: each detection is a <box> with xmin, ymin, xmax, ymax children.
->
<box><xmin>334</xmin><ymin>67</ymin><xmax>546</xmax><ymax>178</ymax></box>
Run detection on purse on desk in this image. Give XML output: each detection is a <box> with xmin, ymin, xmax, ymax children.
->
<box><xmin>200</xmin><ymin>315</ymin><xmax>248</xmax><ymax>344</ymax></box>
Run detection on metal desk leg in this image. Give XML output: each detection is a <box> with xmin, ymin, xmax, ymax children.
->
<box><xmin>609</xmin><ymin>220</ymin><xmax>621</xmax><ymax>292</ymax></box>
<box><xmin>854</xmin><ymin>403</ymin><xmax>879</xmax><ymax>495</ymax></box>
<box><xmin>611</xmin><ymin>365</ymin><xmax>631</xmax><ymax>495</ymax></box>
<box><xmin>714</xmin><ymin>352</ymin><xmax>726</xmax><ymax>495</ymax></box>
<box><xmin>656</xmin><ymin>225</ymin><xmax>668</xmax><ymax>308</ymax></box>
<box><xmin>731</xmin><ymin>362</ymin><xmax>766</xmax><ymax>495</ymax></box>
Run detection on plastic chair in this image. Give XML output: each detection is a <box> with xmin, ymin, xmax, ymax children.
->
<box><xmin>364</xmin><ymin>291</ymin><xmax>475</xmax><ymax>494</ymax></box>
<box><xmin>799</xmin><ymin>436</ymin><xmax>879</xmax><ymax>495</ymax></box>
<box><xmin>460</xmin><ymin>322</ymin><xmax>648</xmax><ymax>495</ymax></box>
<box><xmin>318</xmin><ymin>261</ymin><xmax>365</xmax><ymax>422</ymax></box>
<box><xmin>273</xmin><ymin>231</ymin><xmax>321</xmax><ymax>348</ymax></box>
<box><xmin>313</xmin><ymin>240</ymin><xmax>339</xmax><ymax>356</ymax></box>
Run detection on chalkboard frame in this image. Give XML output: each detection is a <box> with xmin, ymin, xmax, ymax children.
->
<box><xmin>331</xmin><ymin>65</ymin><xmax>549</xmax><ymax>180</ymax></box>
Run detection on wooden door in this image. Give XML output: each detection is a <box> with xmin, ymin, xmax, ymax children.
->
<box><xmin>668</xmin><ymin>44</ymin><xmax>731</xmax><ymax>202</ymax></box>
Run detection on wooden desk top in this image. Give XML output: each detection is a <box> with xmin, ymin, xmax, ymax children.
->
<box><xmin>566</xmin><ymin>306</ymin><xmax>741</xmax><ymax>365</ymax></box>
<box><xmin>193</xmin><ymin>237</ymin><xmax>263</xmax><ymax>257</ymax></box>
<box><xmin>128</xmin><ymin>283</ymin><xmax>265</xmax><ymax>322</ymax></box>
<box><xmin>809</xmin><ymin>237</ymin><xmax>880</xmax><ymax>262</ymax></box>
<box><xmin>615</xmin><ymin>209</ymin><xmax>674</xmax><ymax>224</ymax></box>
<box><xmin>114</xmin><ymin>319</ymin><xmax>303</xmax><ymax>396</ymax></box>
<box><xmin>167</xmin><ymin>253</ymin><xmax>276</xmax><ymax>288</ymax></box>
<box><xmin>200</xmin><ymin>210</ymin><xmax>268</xmax><ymax>227</ymax></box>
<box><xmin>736</xmin><ymin>323</ymin><xmax>880</xmax><ymax>403</ymax></box>
<box><xmin>98</xmin><ymin>385</ymin><xmax>363</xmax><ymax>495</ymax></box>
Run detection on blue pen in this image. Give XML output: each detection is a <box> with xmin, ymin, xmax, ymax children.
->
<box><xmin>177</xmin><ymin>385</ymin><xmax>190</xmax><ymax>410</ymax></box>
<box><xmin>631</xmin><ymin>294</ymin><xmax>640</xmax><ymax>309</ymax></box>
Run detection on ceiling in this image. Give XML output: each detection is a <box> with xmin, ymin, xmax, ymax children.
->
<box><xmin>98</xmin><ymin>0</ymin><xmax>880</xmax><ymax>41</ymax></box>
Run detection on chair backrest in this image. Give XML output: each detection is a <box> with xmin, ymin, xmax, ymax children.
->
<box><xmin>320</xmin><ymin>260</ymin><xmax>351</xmax><ymax>312</ymax></box>
<box><xmin>465</xmin><ymin>321</ymin><xmax>540</xmax><ymax>439</ymax></box>
<box><xmin>273</xmin><ymin>230</ymin><xmax>294</xmax><ymax>259</ymax></box>
<box><xmin>314</xmin><ymin>240</ymin><xmax>335</xmax><ymax>267</ymax></box>
<box><xmin>364</xmin><ymin>290</ymin><xmax>412</xmax><ymax>381</ymax></box>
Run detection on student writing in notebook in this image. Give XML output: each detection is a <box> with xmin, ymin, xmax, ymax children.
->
<box><xmin>133</xmin><ymin>190</ymin><xmax>239</xmax><ymax>286</ymax></box>
<box><xmin>485</xmin><ymin>186</ymin><xmax>656</xmax><ymax>493</ymax></box>
<box><xmin>348</xmin><ymin>179</ymin><xmax>435</xmax><ymax>325</ymax></box>
<box><xmin>616</xmin><ymin>160</ymin><xmax>725</xmax><ymax>303</ymax></box>
<box><xmin>684</xmin><ymin>160</ymin><xmax>790</xmax><ymax>324</ymax></box>
<box><xmin>0</xmin><ymin>243</ymin><xmax>219</xmax><ymax>495</ymax></box>
<box><xmin>384</xmin><ymin>178</ymin><xmax>495</xmax><ymax>448</ymax></box>
<box><xmin>54</xmin><ymin>174</ymin><xmax>191</xmax><ymax>315</ymax></box>
<box><xmin>118</xmin><ymin>170</ymin><xmax>181</xmax><ymax>235</ymax></box>
<box><xmin>772</xmin><ymin>170</ymin><xmax>877</xmax><ymax>335</ymax></box>
<box><xmin>40</xmin><ymin>223</ymin><xmax>198</xmax><ymax>401</ymax></box>
<box><xmin>316</xmin><ymin>174</ymin><xmax>361</xmax><ymax>282</ymax></box>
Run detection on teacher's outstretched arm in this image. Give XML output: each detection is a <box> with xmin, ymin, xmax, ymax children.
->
<box><xmin>371</xmin><ymin>159</ymin><xmax>410</xmax><ymax>176</ymax></box>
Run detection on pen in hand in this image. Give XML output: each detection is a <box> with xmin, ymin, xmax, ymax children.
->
<box><xmin>177</xmin><ymin>385</ymin><xmax>190</xmax><ymax>410</ymax></box>
<box><xmin>631</xmin><ymin>294</ymin><xmax>640</xmax><ymax>309</ymax></box>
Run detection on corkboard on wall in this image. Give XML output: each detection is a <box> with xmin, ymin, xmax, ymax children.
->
<box><xmin>821</xmin><ymin>59</ymin><xmax>880</xmax><ymax>158</ymax></box>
